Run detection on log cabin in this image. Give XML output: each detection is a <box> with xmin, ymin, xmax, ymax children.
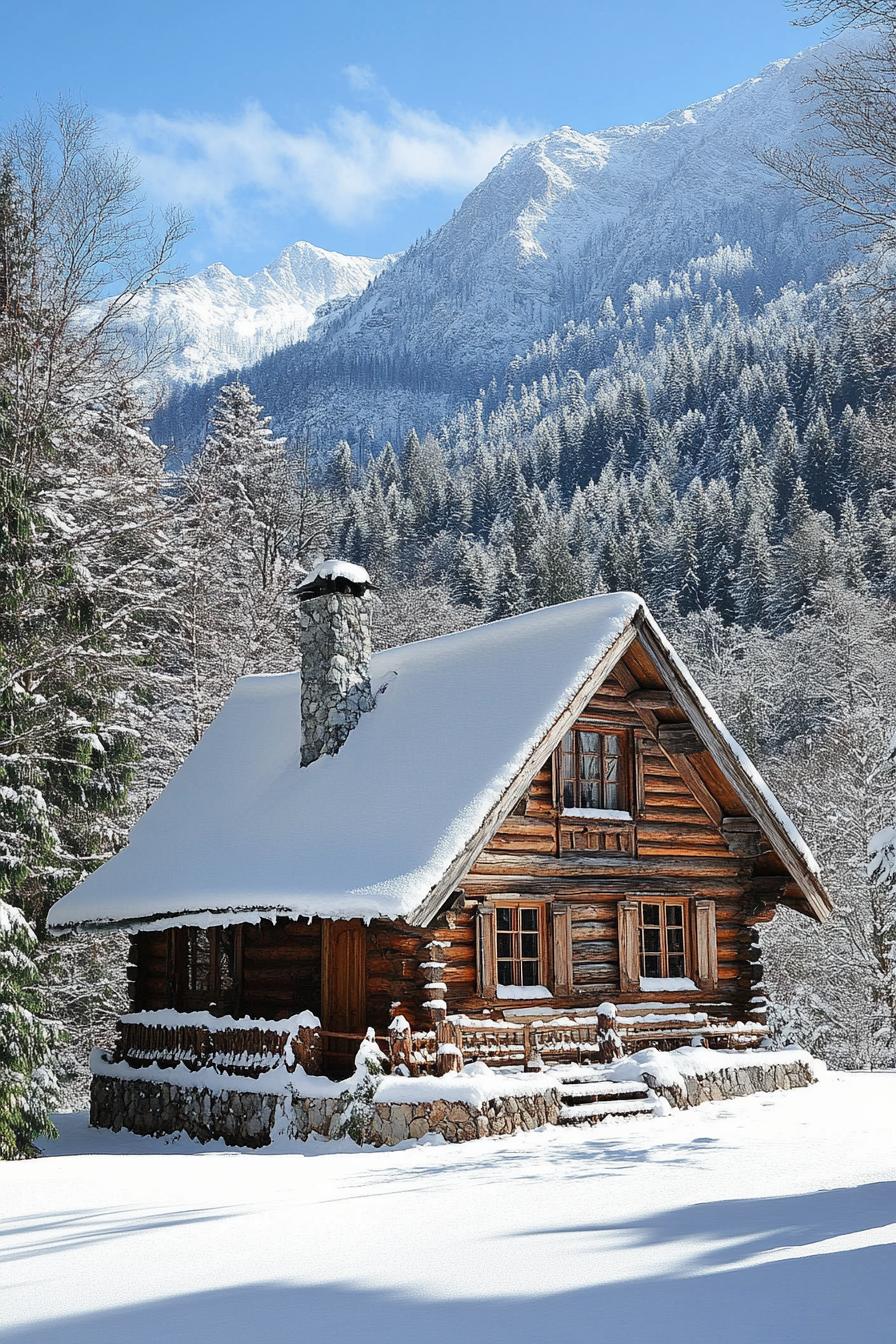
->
<box><xmin>48</xmin><ymin>560</ymin><xmax>830</xmax><ymax>1083</ymax></box>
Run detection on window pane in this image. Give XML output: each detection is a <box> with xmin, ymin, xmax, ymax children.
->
<box><xmin>581</xmin><ymin>781</ymin><xmax>600</xmax><ymax>808</ymax></box>
<box><xmin>605</xmin><ymin>734</ymin><xmax>621</xmax><ymax>757</ymax></box>
<box><xmin>496</xmin><ymin>933</ymin><xmax>513</xmax><ymax>958</ymax></box>
<box><xmin>666</xmin><ymin>927</ymin><xmax>685</xmax><ymax>955</ymax></box>
<box><xmin>497</xmin><ymin>961</ymin><xmax>514</xmax><ymax>985</ymax></box>
<box><xmin>521</xmin><ymin>933</ymin><xmax>539</xmax><ymax>959</ymax></box>
<box><xmin>604</xmin><ymin>782</ymin><xmax>619</xmax><ymax>808</ymax></box>
<box><xmin>563</xmin><ymin>781</ymin><xmax>576</xmax><ymax>808</ymax></box>
<box><xmin>521</xmin><ymin>961</ymin><xmax>540</xmax><ymax>986</ymax></box>
<box><xmin>496</xmin><ymin>907</ymin><xmax>512</xmax><ymax>931</ymax></box>
<box><xmin>217</xmin><ymin>930</ymin><xmax>235</xmax><ymax>993</ymax></box>
<box><xmin>579</xmin><ymin>732</ymin><xmax>599</xmax><ymax>753</ymax></box>
<box><xmin>520</xmin><ymin>908</ymin><xmax>539</xmax><ymax>931</ymax></box>
<box><xmin>642</xmin><ymin>954</ymin><xmax>662</xmax><ymax>978</ymax></box>
<box><xmin>188</xmin><ymin>929</ymin><xmax>211</xmax><ymax>993</ymax></box>
<box><xmin>604</xmin><ymin>757</ymin><xmax>618</xmax><ymax>782</ymax></box>
<box><xmin>665</xmin><ymin>905</ymin><xmax>684</xmax><ymax>927</ymax></box>
<box><xmin>561</xmin><ymin>752</ymin><xmax>575</xmax><ymax>780</ymax></box>
<box><xmin>642</xmin><ymin>928</ymin><xmax>661</xmax><ymax>954</ymax></box>
<box><xmin>668</xmin><ymin>954</ymin><xmax>686</xmax><ymax>979</ymax></box>
<box><xmin>641</xmin><ymin>904</ymin><xmax>661</xmax><ymax>927</ymax></box>
<box><xmin>562</xmin><ymin>731</ymin><xmax>575</xmax><ymax>755</ymax></box>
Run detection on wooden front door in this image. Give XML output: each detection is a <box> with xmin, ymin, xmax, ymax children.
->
<box><xmin>320</xmin><ymin>919</ymin><xmax>367</xmax><ymax>1078</ymax></box>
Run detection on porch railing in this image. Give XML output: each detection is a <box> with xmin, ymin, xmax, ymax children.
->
<box><xmin>113</xmin><ymin>1011</ymin><xmax>322</xmax><ymax>1078</ymax></box>
<box><xmin>387</xmin><ymin>1008</ymin><xmax>769</xmax><ymax>1076</ymax></box>
<box><xmin>110</xmin><ymin>1005</ymin><xmax>768</xmax><ymax>1084</ymax></box>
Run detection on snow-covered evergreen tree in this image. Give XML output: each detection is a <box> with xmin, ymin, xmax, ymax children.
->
<box><xmin>0</xmin><ymin>899</ymin><xmax>60</xmax><ymax>1158</ymax></box>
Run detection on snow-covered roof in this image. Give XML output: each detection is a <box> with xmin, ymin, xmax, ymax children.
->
<box><xmin>47</xmin><ymin>593</ymin><xmax>828</xmax><ymax>933</ymax></box>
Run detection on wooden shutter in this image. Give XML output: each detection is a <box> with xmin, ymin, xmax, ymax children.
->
<box><xmin>617</xmin><ymin>900</ymin><xmax>640</xmax><ymax>993</ymax></box>
<box><xmin>551</xmin><ymin>904</ymin><xmax>573</xmax><ymax>995</ymax></box>
<box><xmin>476</xmin><ymin>904</ymin><xmax>497</xmax><ymax>998</ymax></box>
<box><xmin>695</xmin><ymin>899</ymin><xmax>719</xmax><ymax>990</ymax></box>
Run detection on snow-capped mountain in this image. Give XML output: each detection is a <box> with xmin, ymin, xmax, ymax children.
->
<box><xmin>132</xmin><ymin>242</ymin><xmax>395</xmax><ymax>385</ymax></box>
<box><xmin>157</xmin><ymin>34</ymin><xmax>861</xmax><ymax>449</ymax></box>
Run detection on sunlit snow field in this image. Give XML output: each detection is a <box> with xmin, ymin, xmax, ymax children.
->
<box><xmin>3</xmin><ymin>1072</ymin><xmax>894</xmax><ymax>1344</ymax></box>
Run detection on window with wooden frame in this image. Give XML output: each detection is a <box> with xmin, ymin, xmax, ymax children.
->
<box><xmin>560</xmin><ymin>728</ymin><xmax>628</xmax><ymax>812</ymax></box>
<box><xmin>638</xmin><ymin>901</ymin><xmax>688</xmax><ymax>980</ymax></box>
<box><xmin>494</xmin><ymin>904</ymin><xmax>544</xmax><ymax>988</ymax></box>
<box><xmin>176</xmin><ymin>926</ymin><xmax>239</xmax><ymax>1010</ymax></box>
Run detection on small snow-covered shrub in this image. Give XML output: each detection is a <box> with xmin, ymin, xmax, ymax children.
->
<box><xmin>331</xmin><ymin>1029</ymin><xmax>388</xmax><ymax>1145</ymax></box>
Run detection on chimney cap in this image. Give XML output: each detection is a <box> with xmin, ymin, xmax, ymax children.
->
<box><xmin>297</xmin><ymin>558</ymin><xmax>372</xmax><ymax>601</ymax></box>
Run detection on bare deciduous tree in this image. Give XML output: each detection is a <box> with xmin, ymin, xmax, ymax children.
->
<box><xmin>790</xmin><ymin>0</ymin><xmax>895</xmax><ymax>27</ymax></box>
<box><xmin>763</xmin><ymin>3</ymin><xmax>896</xmax><ymax>300</ymax></box>
<box><xmin>1</xmin><ymin>100</ymin><xmax>189</xmax><ymax>477</ymax></box>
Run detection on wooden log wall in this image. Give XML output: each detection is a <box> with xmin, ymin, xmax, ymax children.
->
<box><xmin>240</xmin><ymin>919</ymin><xmax>321</xmax><ymax>1019</ymax></box>
<box><xmin>130</xmin><ymin>919</ymin><xmax>323</xmax><ymax>1020</ymax></box>
<box><xmin>446</xmin><ymin>670</ymin><xmax>774</xmax><ymax>1025</ymax></box>
<box><xmin>130</xmin><ymin>930</ymin><xmax>171</xmax><ymax>1010</ymax></box>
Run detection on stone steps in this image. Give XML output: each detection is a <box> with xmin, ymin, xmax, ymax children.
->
<box><xmin>558</xmin><ymin>1096</ymin><xmax>658</xmax><ymax>1123</ymax></box>
<box><xmin>558</xmin><ymin>1079</ymin><xmax>649</xmax><ymax>1101</ymax></box>
<box><xmin>554</xmin><ymin>1073</ymin><xmax>658</xmax><ymax>1125</ymax></box>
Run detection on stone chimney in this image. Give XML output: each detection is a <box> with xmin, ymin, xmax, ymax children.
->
<box><xmin>297</xmin><ymin>559</ymin><xmax>374</xmax><ymax>766</ymax></box>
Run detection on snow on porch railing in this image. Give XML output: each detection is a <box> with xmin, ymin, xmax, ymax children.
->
<box><xmin>387</xmin><ymin>1007</ymin><xmax>770</xmax><ymax>1075</ymax></box>
<box><xmin>114</xmin><ymin>1010</ymin><xmax>322</xmax><ymax>1078</ymax></box>
<box><xmin>389</xmin><ymin>1009</ymin><xmax>624</xmax><ymax>1075</ymax></box>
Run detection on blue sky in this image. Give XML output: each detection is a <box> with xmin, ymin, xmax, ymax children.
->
<box><xmin>2</xmin><ymin>0</ymin><xmax>824</xmax><ymax>274</ymax></box>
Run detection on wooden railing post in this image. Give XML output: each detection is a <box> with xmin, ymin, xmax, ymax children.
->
<box><xmin>436</xmin><ymin>1018</ymin><xmax>463</xmax><ymax>1075</ymax></box>
<box><xmin>596</xmin><ymin>1003</ymin><xmax>624</xmax><ymax>1063</ymax></box>
<box><xmin>388</xmin><ymin>1011</ymin><xmax>415</xmax><ymax>1075</ymax></box>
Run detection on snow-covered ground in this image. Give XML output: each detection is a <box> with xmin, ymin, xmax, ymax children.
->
<box><xmin>3</xmin><ymin>1072</ymin><xmax>894</xmax><ymax>1343</ymax></box>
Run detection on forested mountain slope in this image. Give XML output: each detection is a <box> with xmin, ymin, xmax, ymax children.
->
<box><xmin>333</xmin><ymin>246</ymin><xmax>895</xmax><ymax>627</ymax></box>
<box><xmin>156</xmin><ymin>33</ymin><xmax>862</xmax><ymax>452</ymax></box>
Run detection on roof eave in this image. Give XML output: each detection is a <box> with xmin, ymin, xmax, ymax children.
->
<box><xmin>633</xmin><ymin>616</ymin><xmax>832</xmax><ymax>923</ymax></box>
<box><xmin>46</xmin><ymin>902</ymin><xmax>302</xmax><ymax>938</ymax></box>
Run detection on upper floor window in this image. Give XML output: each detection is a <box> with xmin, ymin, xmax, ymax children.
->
<box><xmin>560</xmin><ymin>729</ymin><xmax>627</xmax><ymax>812</ymax></box>
<box><xmin>639</xmin><ymin>901</ymin><xmax>687</xmax><ymax>980</ymax></box>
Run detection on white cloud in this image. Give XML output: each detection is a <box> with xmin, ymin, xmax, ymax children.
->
<box><xmin>104</xmin><ymin>83</ymin><xmax>539</xmax><ymax>230</ymax></box>
<box><xmin>342</xmin><ymin>64</ymin><xmax>380</xmax><ymax>94</ymax></box>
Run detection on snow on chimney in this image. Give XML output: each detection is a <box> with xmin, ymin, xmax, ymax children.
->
<box><xmin>297</xmin><ymin>559</ymin><xmax>374</xmax><ymax>766</ymax></box>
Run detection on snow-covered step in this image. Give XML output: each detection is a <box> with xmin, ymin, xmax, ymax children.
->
<box><xmin>558</xmin><ymin>1080</ymin><xmax>649</xmax><ymax>1101</ymax></box>
<box><xmin>559</xmin><ymin>1097</ymin><xmax>659</xmax><ymax>1123</ymax></box>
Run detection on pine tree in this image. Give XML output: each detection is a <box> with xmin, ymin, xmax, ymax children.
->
<box><xmin>802</xmin><ymin>410</ymin><xmax>841</xmax><ymax>517</ymax></box>
<box><xmin>178</xmin><ymin>381</ymin><xmax>301</xmax><ymax>742</ymax></box>
<box><xmin>488</xmin><ymin>544</ymin><xmax>528</xmax><ymax>621</ymax></box>
<box><xmin>532</xmin><ymin>514</ymin><xmax>581</xmax><ymax>607</ymax></box>
<box><xmin>734</xmin><ymin>515</ymin><xmax>774</xmax><ymax>627</ymax></box>
<box><xmin>452</xmin><ymin>537</ymin><xmax>492</xmax><ymax>608</ymax></box>
<box><xmin>327</xmin><ymin>439</ymin><xmax>356</xmax><ymax>499</ymax></box>
<box><xmin>769</xmin><ymin>406</ymin><xmax>801</xmax><ymax>521</ymax></box>
<box><xmin>0</xmin><ymin>899</ymin><xmax>60</xmax><ymax>1158</ymax></box>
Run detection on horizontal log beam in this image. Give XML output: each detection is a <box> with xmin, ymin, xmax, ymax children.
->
<box><xmin>657</xmin><ymin>725</ymin><xmax>704</xmax><ymax>755</ymax></box>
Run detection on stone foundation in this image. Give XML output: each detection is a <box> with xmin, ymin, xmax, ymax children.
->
<box><xmin>90</xmin><ymin>1052</ymin><xmax>817</xmax><ymax>1149</ymax></box>
<box><xmin>643</xmin><ymin>1057</ymin><xmax>816</xmax><ymax>1109</ymax></box>
<box><xmin>90</xmin><ymin>1072</ymin><xmax>560</xmax><ymax>1147</ymax></box>
<box><xmin>291</xmin><ymin>1090</ymin><xmax>563</xmax><ymax>1145</ymax></box>
<box><xmin>91</xmin><ymin>1074</ymin><xmax>286</xmax><ymax>1148</ymax></box>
